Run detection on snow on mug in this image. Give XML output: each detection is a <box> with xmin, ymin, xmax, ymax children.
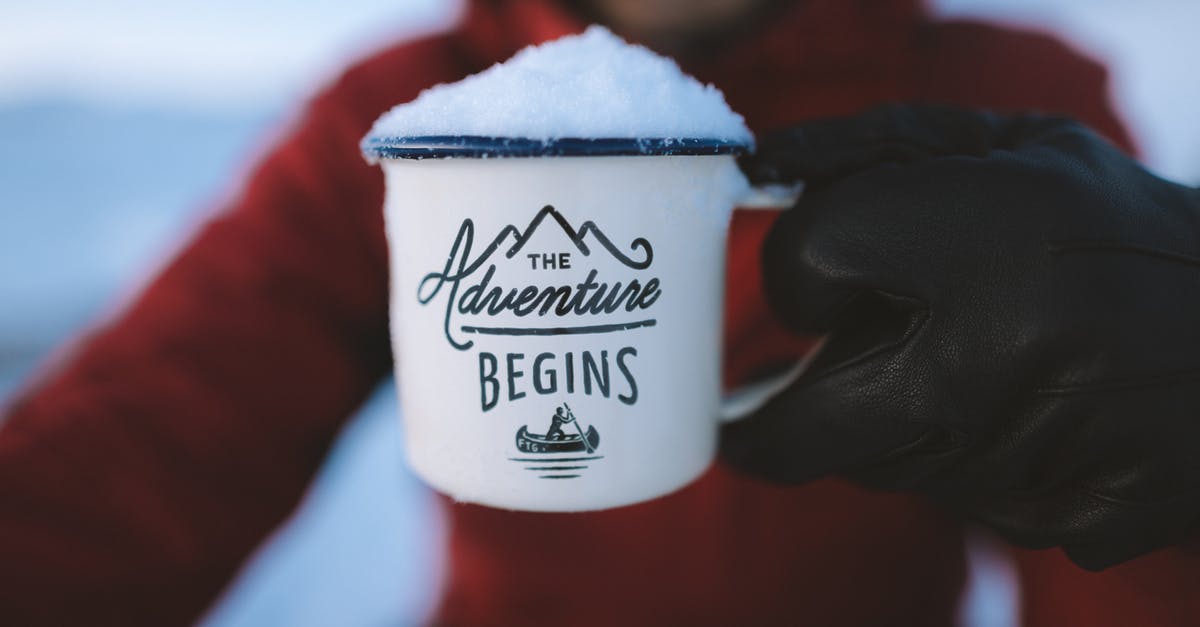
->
<box><xmin>363</xmin><ymin>135</ymin><xmax>806</xmax><ymax>511</ymax></box>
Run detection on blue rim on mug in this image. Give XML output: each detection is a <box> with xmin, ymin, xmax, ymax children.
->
<box><xmin>361</xmin><ymin>135</ymin><xmax>750</xmax><ymax>160</ymax></box>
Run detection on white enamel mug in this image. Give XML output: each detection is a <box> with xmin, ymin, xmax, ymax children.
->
<box><xmin>364</xmin><ymin>136</ymin><xmax>808</xmax><ymax>512</ymax></box>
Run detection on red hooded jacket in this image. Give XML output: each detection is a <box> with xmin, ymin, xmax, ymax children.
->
<box><xmin>4</xmin><ymin>0</ymin><xmax>1197</xmax><ymax>625</ymax></box>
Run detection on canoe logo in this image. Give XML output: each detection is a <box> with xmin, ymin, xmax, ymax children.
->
<box><xmin>510</xmin><ymin>402</ymin><xmax>602</xmax><ymax>479</ymax></box>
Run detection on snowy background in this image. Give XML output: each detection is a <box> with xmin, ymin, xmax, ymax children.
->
<box><xmin>0</xmin><ymin>0</ymin><xmax>1196</xmax><ymax>625</ymax></box>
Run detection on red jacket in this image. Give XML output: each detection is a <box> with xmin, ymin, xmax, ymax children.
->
<box><xmin>4</xmin><ymin>0</ymin><xmax>1194</xmax><ymax>625</ymax></box>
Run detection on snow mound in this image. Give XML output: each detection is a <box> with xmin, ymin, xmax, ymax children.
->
<box><xmin>364</xmin><ymin>26</ymin><xmax>751</xmax><ymax>146</ymax></box>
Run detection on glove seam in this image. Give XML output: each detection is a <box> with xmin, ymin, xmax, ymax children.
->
<box><xmin>1048</xmin><ymin>239</ymin><xmax>1200</xmax><ymax>268</ymax></box>
<box><xmin>804</xmin><ymin>290</ymin><xmax>930</xmax><ymax>382</ymax></box>
<box><xmin>1034</xmin><ymin>368</ymin><xmax>1200</xmax><ymax>396</ymax></box>
<box><xmin>1080</xmin><ymin>486</ymin><xmax>1200</xmax><ymax>510</ymax></box>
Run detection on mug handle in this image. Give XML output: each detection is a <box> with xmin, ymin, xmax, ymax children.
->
<box><xmin>720</xmin><ymin>182</ymin><xmax>825</xmax><ymax>422</ymax></box>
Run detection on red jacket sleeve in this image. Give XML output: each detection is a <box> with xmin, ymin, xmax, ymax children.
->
<box><xmin>0</xmin><ymin>65</ymin><xmax>397</xmax><ymax>625</ymax></box>
<box><xmin>915</xmin><ymin>20</ymin><xmax>1138</xmax><ymax>156</ymax></box>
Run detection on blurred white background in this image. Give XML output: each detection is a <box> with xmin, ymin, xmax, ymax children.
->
<box><xmin>0</xmin><ymin>1</ymin><xmax>1196</xmax><ymax>625</ymax></box>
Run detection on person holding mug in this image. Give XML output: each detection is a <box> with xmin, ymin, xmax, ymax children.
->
<box><xmin>2</xmin><ymin>0</ymin><xmax>1198</xmax><ymax>625</ymax></box>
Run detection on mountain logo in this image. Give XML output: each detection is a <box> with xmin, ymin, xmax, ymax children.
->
<box><xmin>417</xmin><ymin>205</ymin><xmax>662</xmax><ymax>350</ymax></box>
<box><xmin>482</xmin><ymin>204</ymin><xmax>652</xmax><ymax>270</ymax></box>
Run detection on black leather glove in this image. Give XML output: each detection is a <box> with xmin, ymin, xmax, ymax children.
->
<box><xmin>725</xmin><ymin>104</ymin><xmax>1200</xmax><ymax>570</ymax></box>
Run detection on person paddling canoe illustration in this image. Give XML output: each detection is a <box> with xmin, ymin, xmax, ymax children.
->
<box><xmin>515</xmin><ymin>402</ymin><xmax>600</xmax><ymax>455</ymax></box>
<box><xmin>545</xmin><ymin>405</ymin><xmax>572</xmax><ymax>440</ymax></box>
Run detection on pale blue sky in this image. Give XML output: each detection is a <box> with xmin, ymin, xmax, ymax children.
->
<box><xmin>0</xmin><ymin>0</ymin><xmax>460</xmax><ymax>109</ymax></box>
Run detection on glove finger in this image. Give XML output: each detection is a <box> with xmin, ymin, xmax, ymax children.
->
<box><xmin>721</xmin><ymin>290</ymin><xmax>932</xmax><ymax>483</ymax></box>
<box><xmin>952</xmin><ymin>486</ymin><xmax>1102</xmax><ymax>551</ymax></box>
<box><xmin>1060</xmin><ymin>486</ymin><xmax>1200</xmax><ymax>571</ymax></box>
<box><xmin>952</xmin><ymin>484</ymin><xmax>1185</xmax><ymax>566</ymax></box>
<box><xmin>1064</xmin><ymin>531</ymin><xmax>1177</xmax><ymax>572</ymax></box>
<box><xmin>741</xmin><ymin>103</ymin><xmax>1009</xmax><ymax>185</ymax></box>
<box><xmin>947</xmin><ymin>390</ymin><xmax>1200</xmax><ymax>570</ymax></box>
<box><xmin>761</xmin><ymin>182</ymin><xmax>934</xmax><ymax>334</ymax></box>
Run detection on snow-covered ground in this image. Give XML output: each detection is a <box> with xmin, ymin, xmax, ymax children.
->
<box><xmin>0</xmin><ymin>1</ymin><xmax>1196</xmax><ymax>626</ymax></box>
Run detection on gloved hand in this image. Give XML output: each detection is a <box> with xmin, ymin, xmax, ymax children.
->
<box><xmin>725</xmin><ymin>104</ymin><xmax>1200</xmax><ymax>570</ymax></box>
